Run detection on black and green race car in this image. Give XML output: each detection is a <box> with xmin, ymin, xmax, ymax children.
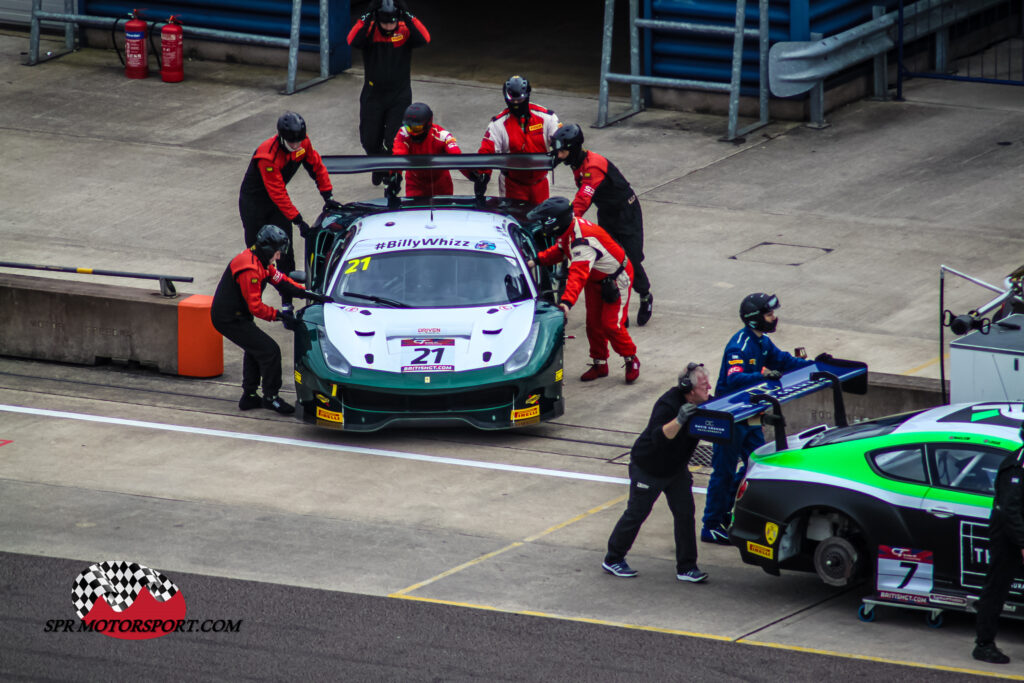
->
<box><xmin>288</xmin><ymin>154</ymin><xmax>565</xmax><ymax>432</ymax></box>
<box><xmin>730</xmin><ymin>401</ymin><xmax>1024</xmax><ymax>621</ymax></box>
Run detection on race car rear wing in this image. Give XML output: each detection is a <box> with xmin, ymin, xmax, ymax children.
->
<box><xmin>321</xmin><ymin>153</ymin><xmax>555</xmax><ymax>201</ymax></box>
<box><xmin>687</xmin><ymin>357</ymin><xmax>868</xmax><ymax>451</ymax></box>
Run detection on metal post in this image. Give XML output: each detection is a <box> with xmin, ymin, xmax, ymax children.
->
<box><xmin>896</xmin><ymin>0</ymin><xmax>906</xmax><ymax>100</ymax></box>
<box><xmin>596</xmin><ymin>0</ymin><xmax>616</xmax><ymax>127</ymax></box>
<box><xmin>286</xmin><ymin>0</ymin><xmax>301</xmax><ymax>94</ymax></box>
<box><xmin>725</xmin><ymin>0</ymin><xmax>748</xmax><ymax>141</ymax></box>
<box><xmin>872</xmin><ymin>5</ymin><xmax>890</xmax><ymax>99</ymax></box>
<box><xmin>628</xmin><ymin>0</ymin><xmax>642</xmax><ymax>113</ymax></box>
<box><xmin>28</xmin><ymin>0</ymin><xmax>41</xmax><ymax>65</ymax></box>
<box><xmin>63</xmin><ymin>0</ymin><xmax>74</xmax><ymax>51</ymax></box>
<box><xmin>319</xmin><ymin>0</ymin><xmax>329</xmax><ymax>79</ymax></box>
<box><xmin>807</xmin><ymin>32</ymin><xmax>830</xmax><ymax>128</ymax></box>
<box><xmin>935</xmin><ymin>26</ymin><xmax>949</xmax><ymax>73</ymax></box>
<box><xmin>757</xmin><ymin>0</ymin><xmax>769</xmax><ymax>124</ymax></box>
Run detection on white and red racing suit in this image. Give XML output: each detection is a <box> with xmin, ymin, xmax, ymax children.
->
<box><xmin>537</xmin><ymin>217</ymin><xmax>636</xmax><ymax>361</ymax></box>
<box><xmin>392</xmin><ymin>123</ymin><xmax>465</xmax><ymax>197</ymax></box>
<box><xmin>478</xmin><ymin>103</ymin><xmax>560</xmax><ymax>204</ymax></box>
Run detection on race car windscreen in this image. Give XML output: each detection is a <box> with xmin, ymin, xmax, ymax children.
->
<box><xmin>329</xmin><ymin>249</ymin><xmax>532</xmax><ymax>309</ymax></box>
<box><xmin>804</xmin><ymin>409</ymin><xmax>927</xmax><ymax>448</ymax></box>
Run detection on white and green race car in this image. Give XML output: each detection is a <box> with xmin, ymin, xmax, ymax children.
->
<box><xmin>730</xmin><ymin>402</ymin><xmax>1024</xmax><ymax>622</ymax></box>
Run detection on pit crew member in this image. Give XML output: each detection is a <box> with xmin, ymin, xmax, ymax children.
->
<box><xmin>700</xmin><ymin>293</ymin><xmax>814</xmax><ymax>544</ymax></box>
<box><xmin>550</xmin><ymin>123</ymin><xmax>654</xmax><ymax>326</ymax></box>
<box><xmin>393</xmin><ymin>102</ymin><xmax>475</xmax><ymax>197</ymax></box>
<box><xmin>347</xmin><ymin>0</ymin><xmax>430</xmax><ymax>184</ymax></box>
<box><xmin>973</xmin><ymin>433</ymin><xmax>1024</xmax><ymax>665</ymax></box>
<box><xmin>237</xmin><ymin>111</ymin><xmax>334</xmax><ymax>306</ymax></box>
<box><xmin>527</xmin><ymin>196</ymin><xmax>640</xmax><ymax>384</ymax></box>
<box><xmin>603</xmin><ymin>362</ymin><xmax>712</xmax><ymax>582</ymax></box>
<box><xmin>478</xmin><ymin>75</ymin><xmax>560</xmax><ymax>204</ymax></box>
<box><xmin>211</xmin><ymin>225</ymin><xmax>327</xmax><ymax>415</ymax></box>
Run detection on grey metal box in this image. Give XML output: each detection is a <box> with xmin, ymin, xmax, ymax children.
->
<box><xmin>950</xmin><ymin>313</ymin><xmax>1024</xmax><ymax>403</ymax></box>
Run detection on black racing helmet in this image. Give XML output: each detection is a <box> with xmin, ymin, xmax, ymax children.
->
<box><xmin>551</xmin><ymin>123</ymin><xmax>585</xmax><ymax>167</ymax></box>
<box><xmin>254</xmin><ymin>224</ymin><xmax>290</xmax><ymax>266</ymax></box>
<box><xmin>376</xmin><ymin>0</ymin><xmax>399</xmax><ymax>25</ymax></box>
<box><xmin>402</xmin><ymin>102</ymin><xmax>433</xmax><ymax>142</ymax></box>
<box><xmin>503</xmin><ymin>75</ymin><xmax>531</xmax><ymax>119</ymax></box>
<box><xmin>527</xmin><ymin>196</ymin><xmax>574</xmax><ymax>239</ymax></box>
<box><xmin>277</xmin><ymin>111</ymin><xmax>307</xmax><ymax>144</ymax></box>
<box><xmin>740</xmin><ymin>292</ymin><xmax>780</xmax><ymax>333</ymax></box>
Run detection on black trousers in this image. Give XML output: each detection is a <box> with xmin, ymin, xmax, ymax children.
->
<box><xmin>975</xmin><ymin>534</ymin><xmax>1024</xmax><ymax>644</ymax></box>
<box><xmin>212</xmin><ymin>315</ymin><xmax>283</xmax><ymax>398</ymax></box>
<box><xmin>599</xmin><ymin>204</ymin><xmax>650</xmax><ymax>297</ymax></box>
<box><xmin>359</xmin><ymin>84</ymin><xmax>411</xmax><ymax>155</ymax></box>
<box><xmin>238</xmin><ymin>200</ymin><xmax>296</xmax><ymax>304</ymax></box>
<box><xmin>605</xmin><ymin>461</ymin><xmax>698</xmax><ymax>573</ymax></box>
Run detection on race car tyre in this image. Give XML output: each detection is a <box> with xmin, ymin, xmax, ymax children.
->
<box><xmin>857</xmin><ymin>604</ymin><xmax>876</xmax><ymax>623</ymax></box>
<box><xmin>926</xmin><ymin>611</ymin><xmax>944</xmax><ymax>629</ymax></box>
<box><xmin>813</xmin><ymin>535</ymin><xmax>861</xmax><ymax>587</ymax></box>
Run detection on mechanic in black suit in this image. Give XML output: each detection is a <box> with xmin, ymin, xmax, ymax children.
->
<box><xmin>973</xmin><ymin>430</ymin><xmax>1024</xmax><ymax>664</ymax></box>
<box><xmin>601</xmin><ymin>362</ymin><xmax>711</xmax><ymax>583</ymax></box>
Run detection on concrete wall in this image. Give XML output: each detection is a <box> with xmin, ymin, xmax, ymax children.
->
<box><xmin>0</xmin><ymin>272</ymin><xmax>184</xmax><ymax>373</ymax></box>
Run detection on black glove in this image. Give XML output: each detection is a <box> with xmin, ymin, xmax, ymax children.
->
<box><xmin>323</xmin><ymin>198</ymin><xmax>343</xmax><ymax>211</ymax></box>
<box><xmin>320</xmin><ymin>190</ymin><xmax>334</xmax><ymax>202</ymax></box>
<box><xmin>676</xmin><ymin>402</ymin><xmax>698</xmax><ymax>427</ymax></box>
<box><xmin>385</xmin><ymin>171</ymin><xmax>402</xmax><ymax>195</ymax></box>
<box><xmin>814</xmin><ymin>352</ymin><xmax>834</xmax><ymax>363</ymax></box>
<box><xmin>277</xmin><ymin>308</ymin><xmax>296</xmax><ymax>330</ymax></box>
<box><xmin>473</xmin><ymin>171</ymin><xmax>490</xmax><ymax>196</ymax></box>
<box><xmin>763</xmin><ymin>369</ymin><xmax>783</xmax><ymax>380</ymax></box>
<box><xmin>295</xmin><ymin>218</ymin><xmax>311</xmax><ymax>239</ymax></box>
<box><xmin>304</xmin><ymin>291</ymin><xmax>334</xmax><ymax>304</ymax></box>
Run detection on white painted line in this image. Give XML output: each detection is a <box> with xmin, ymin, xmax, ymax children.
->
<box><xmin>0</xmin><ymin>404</ymin><xmax>718</xmax><ymax>492</ymax></box>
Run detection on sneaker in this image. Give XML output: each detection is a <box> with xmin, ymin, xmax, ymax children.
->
<box><xmin>637</xmin><ymin>293</ymin><xmax>654</xmax><ymax>326</ymax></box>
<box><xmin>580</xmin><ymin>360</ymin><xmax>609</xmax><ymax>382</ymax></box>
<box><xmin>238</xmin><ymin>392</ymin><xmax>262</xmax><ymax>411</ymax></box>
<box><xmin>624</xmin><ymin>355</ymin><xmax>640</xmax><ymax>384</ymax></box>
<box><xmin>701</xmin><ymin>525</ymin><xmax>731</xmax><ymax>545</ymax></box>
<box><xmin>262</xmin><ymin>395</ymin><xmax>295</xmax><ymax>415</ymax></box>
<box><xmin>602</xmin><ymin>560</ymin><xmax>638</xmax><ymax>578</ymax></box>
<box><xmin>973</xmin><ymin>642</ymin><xmax>1010</xmax><ymax>664</ymax></box>
<box><xmin>677</xmin><ymin>567</ymin><xmax>709</xmax><ymax>583</ymax></box>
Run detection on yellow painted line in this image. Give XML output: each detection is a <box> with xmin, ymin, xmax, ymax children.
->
<box><xmin>901</xmin><ymin>354</ymin><xmax>948</xmax><ymax>376</ymax></box>
<box><xmin>390</xmin><ymin>594</ymin><xmax>732</xmax><ymax>641</ymax></box>
<box><xmin>737</xmin><ymin>638</ymin><xmax>1024</xmax><ymax>680</ymax></box>
<box><xmin>76</xmin><ymin>268</ymin><xmax>93</xmax><ymax>274</ymax></box>
<box><xmin>391</xmin><ymin>494</ymin><xmax>627</xmax><ymax>597</ymax></box>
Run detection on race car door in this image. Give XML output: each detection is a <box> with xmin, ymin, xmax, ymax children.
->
<box><xmin>923</xmin><ymin>443</ymin><xmax>1016</xmax><ymax>601</ymax></box>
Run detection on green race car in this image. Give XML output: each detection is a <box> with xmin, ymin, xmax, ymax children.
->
<box><xmin>730</xmin><ymin>401</ymin><xmax>1024</xmax><ymax>621</ymax></box>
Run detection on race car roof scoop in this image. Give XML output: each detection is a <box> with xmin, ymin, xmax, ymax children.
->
<box><xmin>355</xmin><ymin>330</ymin><xmax>375</xmax><ymax>336</ymax></box>
<box><xmin>483</xmin><ymin>329</ymin><xmax>502</xmax><ymax>335</ymax></box>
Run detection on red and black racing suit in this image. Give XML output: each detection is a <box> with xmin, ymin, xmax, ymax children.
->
<box><xmin>570</xmin><ymin>150</ymin><xmax>649</xmax><ymax>298</ymax></box>
<box><xmin>237</xmin><ymin>135</ymin><xmax>332</xmax><ymax>296</ymax></box>
<box><xmin>211</xmin><ymin>248</ymin><xmax>305</xmax><ymax>398</ymax></box>
<box><xmin>536</xmin><ymin>217</ymin><xmax>636</xmax><ymax>362</ymax></box>
<box><xmin>348</xmin><ymin>13</ymin><xmax>430</xmax><ymax>157</ymax></box>
<box><xmin>392</xmin><ymin>123</ymin><xmax>465</xmax><ymax>197</ymax></box>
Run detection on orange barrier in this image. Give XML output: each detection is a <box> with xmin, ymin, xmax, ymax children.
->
<box><xmin>176</xmin><ymin>295</ymin><xmax>223</xmax><ymax>378</ymax></box>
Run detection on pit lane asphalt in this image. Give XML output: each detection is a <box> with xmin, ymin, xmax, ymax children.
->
<box><xmin>0</xmin><ymin>551</ymin><xmax>993</xmax><ymax>682</ymax></box>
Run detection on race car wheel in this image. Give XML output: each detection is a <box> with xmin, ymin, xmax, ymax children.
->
<box><xmin>813</xmin><ymin>536</ymin><xmax>861</xmax><ymax>587</ymax></box>
<box><xmin>857</xmin><ymin>604</ymin><xmax>876</xmax><ymax>623</ymax></box>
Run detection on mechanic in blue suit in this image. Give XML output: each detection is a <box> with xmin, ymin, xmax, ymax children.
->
<box><xmin>700</xmin><ymin>293</ymin><xmax>814</xmax><ymax>544</ymax></box>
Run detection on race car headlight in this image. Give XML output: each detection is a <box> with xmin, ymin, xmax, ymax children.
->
<box><xmin>320</xmin><ymin>332</ymin><xmax>351</xmax><ymax>376</ymax></box>
<box><xmin>504</xmin><ymin>321</ymin><xmax>540</xmax><ymax>374</ymax></box>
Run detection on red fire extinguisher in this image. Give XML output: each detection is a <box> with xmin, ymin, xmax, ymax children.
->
<box><xmin>160</xmin><ymin>15</ymin><xmax>184</xmax><ymax>83</ymax></box>
<box><xmin>123</xmin><ymin>8</ymin><xmax>148</xmax><ymax>79</ymax></box>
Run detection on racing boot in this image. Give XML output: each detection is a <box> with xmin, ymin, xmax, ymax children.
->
<box><xmin>580</xmin><ymin>359</ymin><xmax>609</xmax><ymax>381</ymax></box>
<box><xmin>263</xmin><ymin>395</ymin><xmax>295</xmax><ymax>415</ymax></box>
<box><xmin>637</xmin><ymin>293</ymin><xmax>654</xmax><ymax>326</ymax></box>
<box><xmin>238</xmin><ymin>392</ymin><xmax>262</xmax><ymax>411</ymax></box>
<box><xmin>624</xmin><ymin>355</ymin><xmax>640</xmax><ymax>384</ymax></box>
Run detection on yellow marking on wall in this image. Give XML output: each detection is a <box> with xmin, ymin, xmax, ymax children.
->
<box><xmin>901</xmin><ymin>354</ymin><xmax>948</xmax><ymax>376</ymax></box>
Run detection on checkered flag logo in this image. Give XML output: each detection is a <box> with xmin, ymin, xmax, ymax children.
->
<box><xmin>72</xmin><ymin>561</ymin><xmax>179</xmax><ymax>619</ymax></box>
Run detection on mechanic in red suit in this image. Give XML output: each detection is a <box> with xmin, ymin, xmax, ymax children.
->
<box><xmin>527</xmin><ymin>197</ymin><xmax>640</xmax><ymax>384</ymax></box>
<box><xmin>478</xmin><ymin>75</ymin><xmax>560</xmax><ymax>205</ymax></box>
<box><xmin>237</xmin><ymin>111</ymin><xmax>334</xmax><ymax>306</ymax></box>
<box><xmin>348</xmin><ymin>0</ymin><xmax>430</xmax><ymax>184</ymax></box>
<box><xmin>392</xmin><ymin>102</ymin><xmax>478</xmax><ymax>198</ymax></box>
<box><xmin>551</xmin><ymin>123</ymin><xmax>654</xmax><ymax>327</ymax></box>
<box><xmin>211</xmin><ymin>225</ymin><xmax>328</xmax><ymax>415</ymax></box>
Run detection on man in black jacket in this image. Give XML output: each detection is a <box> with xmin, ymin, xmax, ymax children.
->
<box><xmin>973</xmin><ymin>434</ymin><xmax>1024</xmax><ymax>664</ymax></box>
<box><xmin>602</xmin><ymin>362</ymin><xmax>712</xmax><ymax>582</ymax></box>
